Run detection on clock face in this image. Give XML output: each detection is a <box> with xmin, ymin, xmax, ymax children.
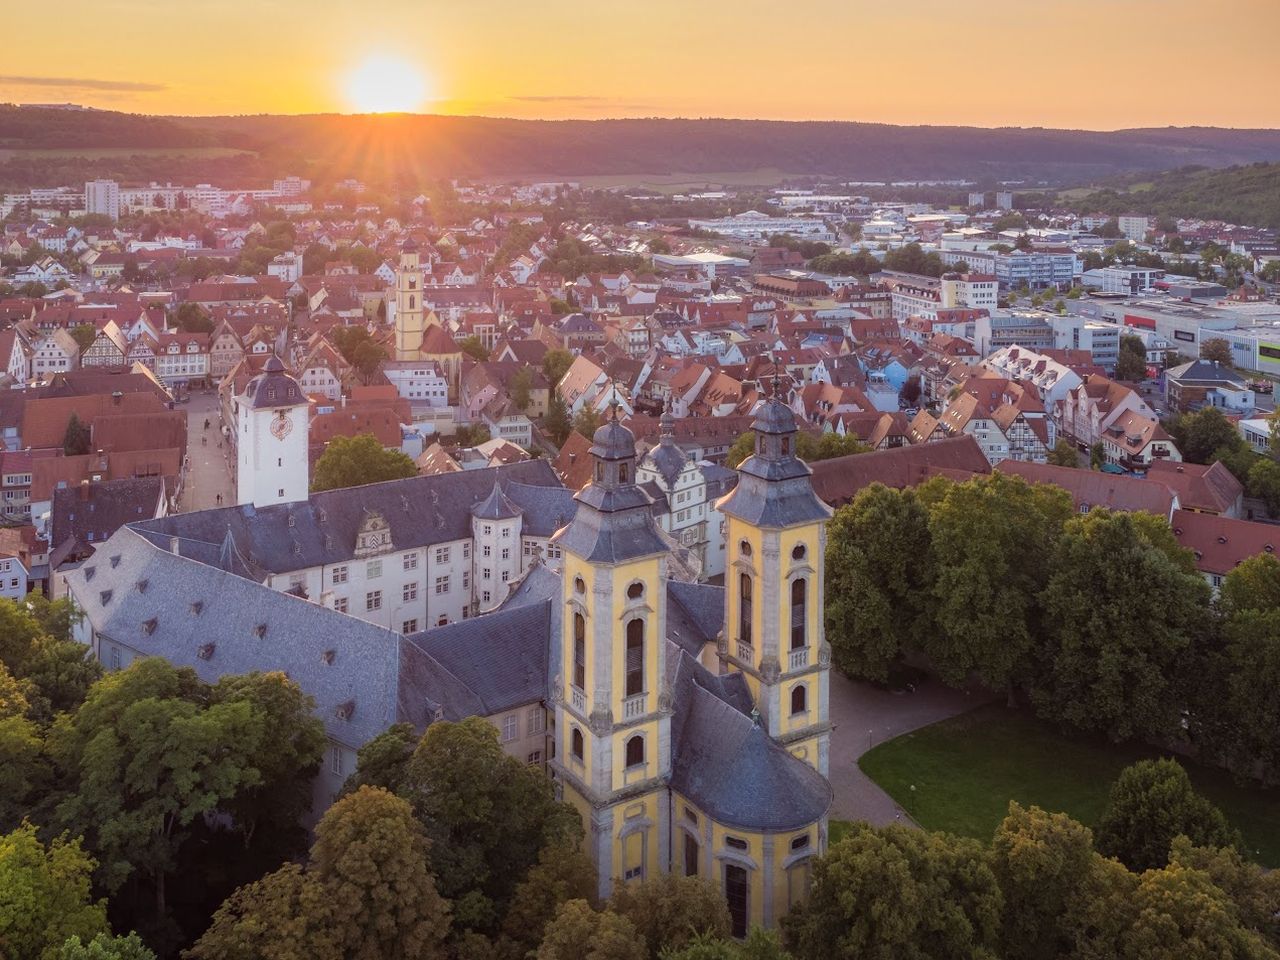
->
<box><xmin>270</xmin><ymin>412</ymin><xmax>293</xmax><ymax>440</ymax></box>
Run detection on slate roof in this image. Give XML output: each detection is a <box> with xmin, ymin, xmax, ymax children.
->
<box><xmin>665</xmin><ymin>581</ymin><xmax>725</xmax><ymax>659</ymax></box>
<box><xmin>51</xmin><ymin>477</ymin><xmax>165</xmax><ymax>556</ymax></box>
<box><xmin>472</xmin><ymin>477</ymin><xmax>522</xmax><ymax>520</ymax></box>
<box><xmin>668</xmin><ymin>645</ymin><xmax>831</xmax><ymax>831</ymax></box>
<box><xmin>245</xmin><ymin>355</ymin><xmax>305</xmax><ymax>410</ymax></box>
<box><xmin>65</xmin><ymin>527</ymin><xmax>401</xmax><ymax>748</ymax></box>
<box><xmin>131</xmin><ymin>460</ymin><xmax>568</xmax><ymax>576</ymax></box>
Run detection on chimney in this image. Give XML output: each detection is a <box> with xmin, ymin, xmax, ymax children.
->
<box><xmin>79</xmin><ymin>480</ymin><xmax>90</xmax><ymax>501</ymax></box>
<box><xmin>112</xmin><ymin>390</ymin><xmax>123</xmax><ymax>405</ymax></box>
<box><xmin>169</xmin><ymin>536</ymin><xmax>180</xmax><ymax>555</ymax></box>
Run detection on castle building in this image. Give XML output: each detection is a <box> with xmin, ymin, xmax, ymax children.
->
<box><xmin>63</xmin><ymin>391</ymin><xmax>834</xmax><ymax>935</ymax></box>
<box><xmin>233</xmin><ymin>354</ymin><xmax>310</xmax><ymax>507</ymax></box>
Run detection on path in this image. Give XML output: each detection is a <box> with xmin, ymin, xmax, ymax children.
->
<box><xmin>178</xmin><ymin>391</ymin><xmax>233</xmax><ymax>513</ymax></box>
<box><xmin>827</xmin><ymin>670</ymin><xmax>991</xmax><ymax>826</ymax></box>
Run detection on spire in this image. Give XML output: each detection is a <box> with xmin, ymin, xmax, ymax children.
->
<box><xmin>659</xmin><ymin>397</ymin><xmax>675</xmax><ymax>440</ymax></box>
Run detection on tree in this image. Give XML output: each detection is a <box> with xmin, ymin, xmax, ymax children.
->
<box><xmin>171</xmin><ymin>302</ymin><xmax>213</xmax><ymax>334</ymax></box>
<box><xmin>351</xmin><ymin>340</ymin><xmax>389</xmax><ymax>385</ymax></box>
<box><xmin>1034</xmin><ymin>511</ymin><xmax>1210</xmax><ymax>740</ymax></box>
<box><xmin>1014</xmin><ymin>234</ymin><xmax>1034</xmax><ymax>252</ymax></box>
<box><xmin>459</xmin><ymin>336</ymin><xmax>489</xmax><ymax>362</ymax></box>
<box><xmin>59</xmin><ymin>933</ymin><xmax>156</xmax><ymax>960</ymax></box>
<box><xmin>825</xmin><ymin>485</ymin><xmax>933</xmax><ymax>681</ymax></box>
<box><xmin>311</xmin><ymin>787</ymin><xmax>451</xmax><ymax>960</ymax></box>
<box><xmin>608</xmin><ymin>874</ymin><xmax>732</xmax><ymax>960</ymax></box>
<box><xmin>343</xmin><ymin>721</ymin><xmax>419</xmax><ymax>797</ymax></box>
<box><xmin>572</xmin><ymin>407</ymin><xmax>602</xmax><ymax>440</ymax></box>
<box><xmin>808</xmin><ymin>251</ymin><xmax>880</xmax><ymax>276</ymax></box>
<box><xmin>500</xmin><ymin>843</ymin><xmax>597</xmax><ymax>958</ymax></box>
<box><xmin>1089</xmin><ymin>441</ymin><xmax>1106</xmax><ymax>470</ymax></box>
<box><xmin>544</xmin><ymin>394</ymin><xmax>572</xmax><ymax>446</ymax></box>
<box><xmin>454</xmin><ymin>424</ymin><xmax>491</xmax><ymax>448</ymax></box>
<box><xmin>312</xmin><ymin>434</ymin><xmax>418</xmax><ymax>492</ymax></box>
<box><xmin>0</xmin><ymin>596</ymin><xmax>98</xmax><ymax>724</ymax></box>
<box><xmin>210</xmin><ymin>672</ymin><xmax>325</xmax><ymax>853</ymax></box>
<box><xmin>537</xmin><ymin>900</ymin><xmax>646</xmax><ymax>960</ymax></box>
<box><xmin>63</xmin><ymin>413</ymin><xmax>91</xmax><ymax>457</ymax></box>
<box><xmin>648</xmin><ymin>237</ymin><xmax>671</xmax><ymax>255</ymax></box>
<box><xmin>782</xmin><ymin>823</ymin><xmax>1003</xmax><ymax>960</ymax></box>
<box><xmin>0</xmin><ymin>824</ymin><xmax>108</xmax><ymax>960</ymax></box>
<box><xmin>189</xmin><ymin>861</ymin><xmax>340</xmax><ymax>960</ymax></box>
<box><xmin>1115</xmin><ymin>334</ymin><xmax>1148</xmax><ymax>382</ymax></box>
<box><xmin>1211</xmin><ymin>607</ymin><xmax>1280</xmax><ymax>785</ymax></box>
<box><xmin>1201</xmin><ymin>338</ymin><xmax>1234</xmax><ymax>367</ymax></box>
<box><xmin>1046</xmin><ymin>439</ymin><xmax>1078</xmax><ymax>467</ymax></box>
<box><xmin>1170</xmin><ymin>407</ymin><xmax>1243</xmax><ymax>465</ymax></box>
<box><xmin>1094</xmin><ymin>759</ymin><xmax>1242</xmax><ymax>872</ymax></box>
<box><xmin>990</xmin><ymin>803</ymin><xmax>1127</xmax><ymax>960</ymax></box>
<box><xmin>1248</xmin><ymin>458</ymin><xmax>1280</xmax><ymax>516</ymax></box>
<box><xmin>401</xmin><ymin>718</ymin><xmax>582</xmax><ymax>933</ymax></box>
<box><xmin>1218</xmin><ymin>552</ymin><xmax>1280</xmax><ymax>617</ymax></box>
<box><xmin>926</xmin><ymin>473</ymin><xmax>1072</xmax><ymax>698</ymax></box>
<box><xmin>541</xmin><ymin>350</ymin><xmax>574</xmax><ymax>390</ymax></box>
<box><xmin>0</xmin><ymin>663</ymin><xmax>45</xmax><ymax>832</ymax></box>
<box><xmin>510</xmin><ymin>367</ymin><xmax>533</xmax><ymax>412</ymax></box>
<box><xmin>52</xmin><ymin>658</ymin><xmax>265</xmax><ymax>921</ymax></box>
<box><xmin>1168</xmin><ymin>837</ymin><xmax>1280</xmax><ymax>949</ymax></box>
<box><xmin>69</xmin><ymin>324</ymin><xmax>97</xmax><ymax>354</ymax></box>
<box><xmin>726</xmin><ymin>431</ymin><xmax>756</xmax><ymax>468</ymax></box>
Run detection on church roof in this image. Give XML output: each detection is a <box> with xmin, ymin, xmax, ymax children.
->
<box><xmin>420</xmin><ymin>324</ymin><xmax>461</xmax><ymax>355</ymax></box>
<box><xmin>668</xmin><ymin>646</ymin><xmax>831</xmax><ymax>831</ymax></box>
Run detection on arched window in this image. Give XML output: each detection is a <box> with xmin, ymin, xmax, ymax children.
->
<box><xmin>627</xmin><ymin>581</ymin><xmax>644</xmax><ymax>600</ymax></box>
<box><xmin>739</xmin><ymin>540</ymin><xmax>752</xmax><ymax>558</ymax></box>
<box><xmin>781</xmin><ymin>436</ymin><xmax>791</xmax><ymax>456</ymax></box>
<box><xmin>790</xmin><ymin>684</ymin><xmax>807</xmax><ymax>716</ymax></box>
<box><xmin>595</xmin><ymin>462</ymin><xmax>604</xmax><ymax>482</ymax></box>
<box><xmin>573</xmin><ymin>613</ymin><xmax>586</xmax><ymax>690</ymax></box>
<box><xmin>790</xmin><ymin>578</ymin><xmax>807</xmax><ymax>650</ymax></box>
<box><xmin>619</xmin><ymin>462</ymin><xmax>629</xmax><ymax>483</ymax></box>
<box><xmin>738</xmin><ymin>573</ymin><xmax>753</xmax><ymax>647</ymax></box>
<box><xmin>571</xmin><ymin>727</ymin><xmax>584</xmax><ymax>760</ymax></box>
<box><xmin>625</xmin><ymin>618</ymin><xmax>644</xmax><ymax>697</ymax></box>
<box><xmin>625</xmin><ymin>734</ymin><xmax>645</xmax><ymax>768</ymax></box>
<box><xmin>409</xmin><ymin>294</ymin><xmax>415</xmax><ymax>310</ymax></box>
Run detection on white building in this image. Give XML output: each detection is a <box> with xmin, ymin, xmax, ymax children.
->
<box><xmin>234</xmin><ymin>355</ymin><xmax>310</xmax><ymax>507</ymax></box>
<box><xmin>382</xmin><ymin>360</ymin><xmax>450</xmax><ymax>406</ymax></box>
<box><xmin>1118</xmin><ymin>215</ymin><xmax>1151</xmax><ymax>242</ymax></box>
<box><xmin>84</xmin><ymin>179</ymin><xmax>121</xmax><ymax>220</ymax></box>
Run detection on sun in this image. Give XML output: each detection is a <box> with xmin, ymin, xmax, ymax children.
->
<box><xmin>343</xmin><ymin>55</ymin><xmax>429</xmax><ymax>114</ymax></box>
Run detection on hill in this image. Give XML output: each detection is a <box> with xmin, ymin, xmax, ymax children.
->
<box><xmin>4</xmin><ymin>106</ymin><xmax>1280</xmax><ymax>190</ymax></box>
<box><xmin>1064</xmin><ymin>162</ymin><xmax>1280</xmax><ymax>229</ymax></box>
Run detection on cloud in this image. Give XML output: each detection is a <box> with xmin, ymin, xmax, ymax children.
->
<box><xmin>508</xmin><ymin>95</ymin><xmax>613</xmax><ymax>103</ymax></box>
<box><xmin>0</xmin><ymin>75</ymin><xmax>167</xmax><ymax>93</ymax></box>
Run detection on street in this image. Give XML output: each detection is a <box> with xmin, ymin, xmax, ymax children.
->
<box><xmin>179</xmin><ymin>391</ymin><xmax>234</xmax><ymax>513</ymax></box>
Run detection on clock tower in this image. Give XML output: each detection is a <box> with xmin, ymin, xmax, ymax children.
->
<box><xmin>234</xmin><ymin>354</ymin><xmax>310</xmax><ymax>508</ymax></box>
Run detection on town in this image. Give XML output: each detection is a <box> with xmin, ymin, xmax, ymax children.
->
<box><xmin>2</xmin><ymin>112</ymin><xmax>1280</xmax><ymax>960</ymax></box>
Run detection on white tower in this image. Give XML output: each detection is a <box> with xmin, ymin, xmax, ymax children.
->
<box><xmin>234</xmin><ymin>354</ymin><xmax>310</xmax><ymax>507</ymax></box>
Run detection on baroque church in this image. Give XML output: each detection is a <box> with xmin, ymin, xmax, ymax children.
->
<box><xmin>63</xmin><ymin>361</ymin><xmax>834</xmax><ymax>935</ymax></box>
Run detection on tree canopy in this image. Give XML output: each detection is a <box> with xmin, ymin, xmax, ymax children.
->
<box><xmin>311</xmin><ymin>434</ymin><xmax>418</xmax><ymax>492</ymax></box>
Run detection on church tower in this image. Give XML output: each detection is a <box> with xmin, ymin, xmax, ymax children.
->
<box><xmin>394</xmin><ymin>238</ymin><xmax>424</xmax><ymax>362</ymax></box>
<box><xmin>551</xmin><ymin>405</ymin><xmax>673</xmax><ymax>900</ymax></box>
<box><xmin>234</xmin><ymin>354</ymin><xmax>310</xmax><ymax>507</ymax></box>
<box><xmin>716</xmin><ymin>385</ymin><xmax>833</xmax><ymax>775</ymax></box>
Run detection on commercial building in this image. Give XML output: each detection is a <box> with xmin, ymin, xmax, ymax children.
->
<box><xmin>1081</xmin><ymin>266</ymin><xmax>1165</xmax><ymax>295</ymax></box>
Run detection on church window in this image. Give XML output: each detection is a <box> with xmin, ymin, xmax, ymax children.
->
<box><xmin>501</xmin><ymin>714</ymin><xmax>519</xmax><ymax>742</ymax></box>
<box><xmin>619</xmin><ymin>463</ymin><xmax>629</xmax><ymax>483</ymax></box>
<box><xmin>684</xmin><ymin>833</ymin><xmax>700</xmax><ymax>877</ymax></box>
<box><xmin>574</xmin><ymin>576</ymin><xmax>586</xmax><ymax>595</ymax></box>
<box><xmin>791</xmin><ymin>833</ymin><xmax>811</xmax><ymax>851</ymax></box>
<box><xmin>790</xmin><ymin>578</ymin><xmax>807</xmax><ymax>650</ymax></box>
<box><xmin>724</xmin><ymin>864</ymin><xmax>748</xmax><ymax>937</ymax></box>
<box><xmin>792</xmin><ymin>543</ymin><xmax>806</xmax><ymax>561</ymax></box>
<box><xmin>625</xmin><ymin>735</ymin><xmax>645</xmax><ymax>768</ymax></box>
<box><xmin>409</xmin><ymin>295</ymin><xmax>415</xmax><ymax>309</ymax></box>
<box><xmin>571</xmin><ymin>727</ymin><xmax>584</xmax><ymax>761</ymax></box>
<box><xmin>627</xmin><ymin>581</ymin><xmax>644</xmax><ymax>600</ymax></box>
<box><xmin>573</xmin><ymin>614</ymin><xmax>586</xmax><ymax>689</ymax></box>
<box><xmin>790</xmin><ymin>684</ymin><xmax>808</xmax><ymax>716</ymax></box>
<box><xmin>739</xmin><ymin>540</ymin><xmax>752</xmax><ymax>558</ymax></box>
<box><xmin>625</xmin><ymin>618</ymin><xmax>645</xmax><ymax>696</ymax></box>
<box><xmin>782</xmin><ymin>436</ymin><xmax>791</xmax><ymax>456</ymax></box>
<box><xmin>738</xmin><ymin>574</ymin><xmax>753</xmax><ymax>647</ymax></box>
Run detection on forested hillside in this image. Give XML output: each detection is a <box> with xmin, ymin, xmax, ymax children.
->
<box><xmin>1066</xmin><ymin>163</ymin><xmax>1280</xmax><ymax>228</ymax></box>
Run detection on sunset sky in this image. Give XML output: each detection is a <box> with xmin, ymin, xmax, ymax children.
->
<box><xmin>3</xmin><ymin>0</ymin><xmax>1278</xmax><ymax>128</ymax></box>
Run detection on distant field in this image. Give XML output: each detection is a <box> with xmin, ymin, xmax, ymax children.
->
<box><xmin>490</xmin><ymin>168</ymin><xmax>819</xmax><ymax>193</ymax></box>
<box><xmin>0</xmin><ymin>146</ymin><xmax>253</xmax><ymax>160</ymax></box>
<box><xmin>859</xmin><ymin>704</ymin><xmax>1280</xmax><ymax>866</ymax></box>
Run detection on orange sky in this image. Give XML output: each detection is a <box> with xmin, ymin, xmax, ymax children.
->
<box><xmin>3</xmin><ymin>0</ymin><xmax>1278</xmax><ymax>128</ymax></box>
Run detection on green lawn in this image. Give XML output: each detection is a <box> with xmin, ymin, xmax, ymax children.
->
<box><xmin>858</xmin><ymin>704</ymin><xmax>1280</xmax><ymax>866</ymax></box>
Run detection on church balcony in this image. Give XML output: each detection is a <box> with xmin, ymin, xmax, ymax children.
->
<box><xmin>571</xmin><ymin>686</ymin><xmax>587</xmax><ymax>713</ymax></box>
<box><xmin>623</xmin><ymin>693</ymin><xmax>647</xmax><ymax>720</ymax></box>
<box><xmin>788</xmin><ymin>647</ymin><xmax>809</xmax><ymax>671</ymax></box>
<box><xmin>736</xmin><ymin>641</ymin><xmax>754</xmax><ymax>663</ymax></box>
